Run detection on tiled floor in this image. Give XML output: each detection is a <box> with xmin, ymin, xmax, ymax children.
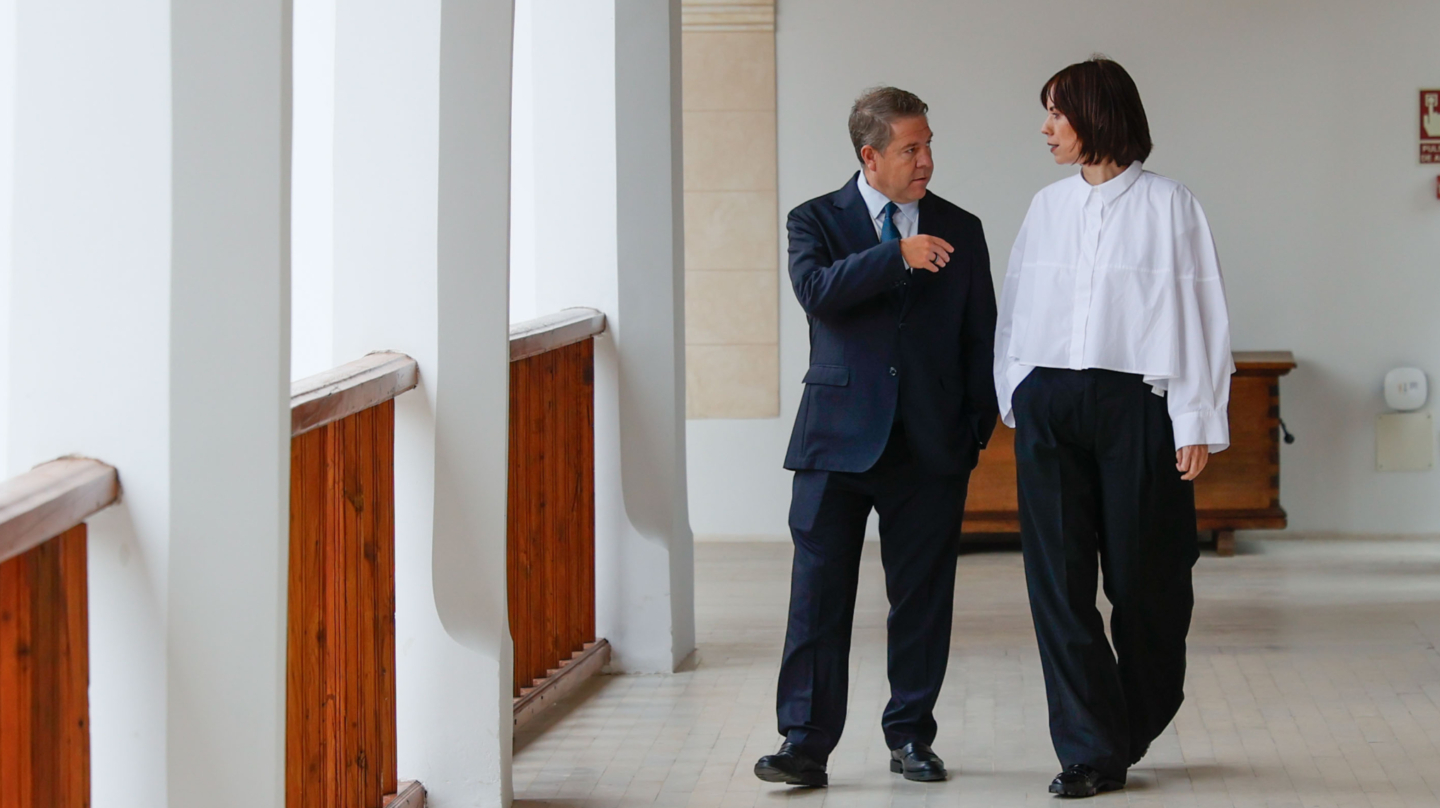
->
<box><xmin>514</xmin><ymin>537</ymin><xmax>1440</xmax><ymax>806</ymax></box>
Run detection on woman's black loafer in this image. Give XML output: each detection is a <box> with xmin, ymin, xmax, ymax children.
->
<box><xmin>1049</xmin><ymin>764</ymin><xmax>1124</xmax><ymax>798</ymax></box>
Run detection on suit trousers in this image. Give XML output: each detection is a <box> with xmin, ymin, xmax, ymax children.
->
<box><xmin>777</xmin><ymin>422</ymin><xmax>970</xmax><ymax>762</ymax></box>
<box><xmin>1013</xmin><ymin>368</ymin><xmax>1200</xmax><ymax>780</ymax></box>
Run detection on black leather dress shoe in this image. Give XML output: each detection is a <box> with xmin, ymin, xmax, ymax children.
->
<box><xmin>889</xmin><ymin>741</ymin><xmax>947</xmax><ymax>782</ymax></box>
<box><xmin>754</xmin><ymin>742</ymin><xmax>827</xmax><ymax>787</ymax></box>
<box><xmin>1049</xmin><ymin>764</ymin><xmax>1124</xmax><ymax>798</ymax></box>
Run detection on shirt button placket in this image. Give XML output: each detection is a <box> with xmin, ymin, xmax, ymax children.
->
<box><xmin>1070</xmin><ymin>191</ymin><xmax>1102</xmax><ymax>368</ymax></box>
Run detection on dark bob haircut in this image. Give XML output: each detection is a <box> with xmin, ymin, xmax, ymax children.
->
<box><xmin>1041</xmin><ymin>56</ymin><xmax>1152</xmax><ymax>166</ymax></box>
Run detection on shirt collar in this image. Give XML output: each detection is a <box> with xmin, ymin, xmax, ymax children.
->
<box><xmin>856</xmin><ymin>171</ymin><xmax>919</xmax><ymax>224</ymax></box>
<box><xmin>1082</xmin><ymin>161</ymin><xmax>1144</xmax><ymax>205</ymax></box>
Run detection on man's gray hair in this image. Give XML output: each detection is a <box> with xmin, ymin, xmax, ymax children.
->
<box><xmin>848</xmin><ymin>86</ymin><xmax>929</xmax><ymax>164</ymax></box>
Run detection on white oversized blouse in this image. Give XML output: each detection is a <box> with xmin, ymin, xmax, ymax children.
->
<box><xmin>994</xmin><ymin>162</ymin><xmax>1234</xmax><ymax>452</ymax></box>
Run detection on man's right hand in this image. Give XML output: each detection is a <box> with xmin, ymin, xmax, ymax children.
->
<box><xmin>900</xmin><ymin>235</ymin><xmax>955</xmax><ymax>273</ymax></box>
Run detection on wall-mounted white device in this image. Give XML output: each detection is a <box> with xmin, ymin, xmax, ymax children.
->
<box><xmin>1383</xmin><ymin>367</ymin><xmax>1427</xmax><ymax>411</ymax></box>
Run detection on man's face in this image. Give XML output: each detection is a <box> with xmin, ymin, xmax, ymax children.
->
<box><xmin>862</xmin><ymin>116</ymin><xmax>933</xmax><ymax>204</ymax></box>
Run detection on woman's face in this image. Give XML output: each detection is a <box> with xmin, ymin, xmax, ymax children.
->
<box><xmin>1041</xmin><ymin>95</ymin><xmax>1082</xmax><ymax>165</ymax></box>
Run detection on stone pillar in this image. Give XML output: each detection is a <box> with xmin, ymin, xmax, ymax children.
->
<box><xmin>6</xmin><ymin>0</ymin><xmax>291</xmax><ymax>805</ymax></box>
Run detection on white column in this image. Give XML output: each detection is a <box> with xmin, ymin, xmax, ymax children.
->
<box><xmin>318</xmin><ymin>0</ymin><xmax>514</xmax><ymax>803</ymax></box>
<box><xmin>6</xmin><ymin>1</ymin><xmax>290</xmax><ymax>806</ymax></box>
<box><xmin>9</xmin><ymin>4</ymin><xmax>174</xmax><ymax>802</ymax></box>
<box><xmin>433</xmin><ymin>0</ymin><xmax>516</xmax><ymax>798</ymax></box>
<box><xmin>518</xmin><ymin>0</ymin><xmax>694</xmax><ymax>673</ymax></box>
<box><xmin>614</xmin><ymin>0</ymin><xmax>695</xmax><ymax>668</ymax></box>
<box><xmin>518</xmin><ymin>0</ymin><xmax>693</xmax><ymax>673</ymax></box>
<box><xmin>167</xmin><ymin>1</ymin><xmax>291</xmax><ymax>804</ymax></box>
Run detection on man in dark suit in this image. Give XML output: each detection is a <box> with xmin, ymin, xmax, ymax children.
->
<box><xmin>754</xmin><ymin>87</ymin><xmax>998</xmax><ymax>787</ymax></box>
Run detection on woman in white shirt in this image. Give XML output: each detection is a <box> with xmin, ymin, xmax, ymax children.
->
<box><xmin>995</xmin><ymin>57</ymin><xmax>1232</xmax><ymax>799</ymax></box>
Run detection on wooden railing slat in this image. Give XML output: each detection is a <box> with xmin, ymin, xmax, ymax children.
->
<box><xmin>287</xmin><ymin>399</ymin><xmax>399</xmax><ymax>808</ymax></box>
<box><xmin>0</xmin><ymin>458</ymin><xmax>118</xmax><ymax>567</ymax></box>
<box><xmin>0</xmin><ymin>538</ymin><xmax>35</xmax><ymax>808</ymax></box>
<box><xmin>0</xmin><ymin>524</ymin><xmax>90</xmax><ymax>808</ymax></box>
<box><xmin>507</xmin><ymin>338</ymin><xmax>597</xmax><ymax>699</ymax></box>
<box><xmin>375</xmin><ymin>404</ymin><xmax>399</xmax><ymax>800</ymax></box>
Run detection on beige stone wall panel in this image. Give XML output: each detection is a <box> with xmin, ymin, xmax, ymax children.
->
<box><xmin>686</xmin><ymin>344</ymin><xmax>780</xmax><ymax>419</ymax></box>
<box><xmin>683</xmin><ymin>190</ymin><xmax>778</xmax><ymax>271</ymax></box>
<box><xmin>685</xmin><ymin>270</ymin><xmax>778</xmax><ymax>345</ymax></box>
<box><xmin>680</xmin><ymin>5</ymin><xmax>779</xmax><ymax>419</ymax></box>
<box><xmin>683</xmin><ymin>110</ymin><xmax>778</xmax><ymax>192</ymax></box>
<box><xmin>681</xmin><ymin>32</ymin><xmax>776</xmax><ymax>111</ymax></box>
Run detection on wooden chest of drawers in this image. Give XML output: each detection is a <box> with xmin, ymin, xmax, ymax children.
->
<box><xmin>962</xmin><ymin>351</ymin><xmax>1296</xmax><ymax>556</ymax></box>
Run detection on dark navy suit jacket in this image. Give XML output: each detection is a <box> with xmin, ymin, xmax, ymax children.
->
<box><xmin>783</xmin><ymin>173</ymin><xmax>999</xmax><ymax>476</ymax></box>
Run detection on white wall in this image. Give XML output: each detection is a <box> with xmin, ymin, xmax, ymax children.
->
<box><xmin>290</xmin><ymin>0</ymin><xmax>336</xmax><ymax>380</ymax></box>
<box><xmin>687</xmin><ymin>0</ymin><xmax>1440</xmax><ymax>538</ymax></box>
<box><xmin>508</xmin><ymin>0</ymin><xmax>538</xmax><ymax>324</ymax></box>
<box><xmin>0</xmin><ymin>0</ymin><xmax>13</xmax><ymax>475</ymax></box>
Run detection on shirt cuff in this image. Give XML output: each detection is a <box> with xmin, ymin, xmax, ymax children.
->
<box><xmin>997</xmin><ymin>363</ymin><xmax>1031</xmax><ymax>428</ymax></box>
<box><xmin>1171</xmin><ymin>408</ymin><xmax>1230</xmax><ymax>453</ymax></box>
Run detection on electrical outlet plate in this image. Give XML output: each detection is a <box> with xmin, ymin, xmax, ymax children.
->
<box><xmin>1384</xmin><ymin>368</ymin><xmax>1427</xmax><ymax>411</ymax></box>
<box><xmin>1376</xmin><ymin>411</ymin><xmax>1435</xmax><ymax>472</ymax></box>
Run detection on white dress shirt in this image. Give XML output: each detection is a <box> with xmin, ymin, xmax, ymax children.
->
<box><xmin>994</xmin><ymin>162</ymin><xmax>1234</xmax><ymax>451</ymax></box>
<box><xmin>856</xmin><ymin>172</ymin><xmax>917</xmax><ymax>269</ymax></box>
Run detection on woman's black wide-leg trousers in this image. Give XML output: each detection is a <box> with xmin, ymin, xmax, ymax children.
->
<box><xmin>1013</xmin><ymin>368</ymin><xmax>1200</xmax><ymax>780</ymax></box>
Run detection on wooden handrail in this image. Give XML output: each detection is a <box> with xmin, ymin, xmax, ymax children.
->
<box><xmin>0</xmin><ymin>457</ymin><xmax>119</xmax><ymax>566</ymax></box>
<box><xmin>290</xmin><ymin>351</ymin><xmax>420</xmax><ymax>436</ymax></box>
<box><xmin>509</xmin><ymin>308</ymin><xmax>607</xmax><ymax>362</ymax></box>
<box><xmin>1232</xmin><ymin>350</ymin><xmax>1296</xmax><ymax>376</ymax></box>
